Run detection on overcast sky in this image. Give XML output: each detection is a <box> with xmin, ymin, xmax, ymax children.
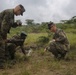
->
<box><xmin>0</xmin><ymin>0</ymin><xmax>76</xmax><ymax>24</ymax></box>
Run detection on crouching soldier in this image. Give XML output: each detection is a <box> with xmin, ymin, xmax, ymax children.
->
<box><xmin>6</xmin><ymin>32</ymin><xmax>27</xmax><ymax>60</ymax></box>
<box><xmin>44</xmin><ymin>22</ymin><xmax>70</xmax><ymax>60</ymax></box>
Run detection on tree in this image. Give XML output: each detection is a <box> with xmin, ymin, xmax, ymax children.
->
<box><xmin>25</xmin><ymin>19</ymin><xmax>34</xmax><ymax>25</ymax></box>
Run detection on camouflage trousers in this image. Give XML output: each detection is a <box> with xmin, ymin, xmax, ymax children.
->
<box><xmin>6</xmin><ymin>43</ymin><xmax>16</xmax><ymax>60</ymax></box>
<box><xmin>0</xmin><ymin>35</ymin><xmax>6</xmax><ymax>68</ymax></box>
<box><xmin>47</xmin><ymin>41</ymin><xmax>70</xmax><ymax>59</ymax></box>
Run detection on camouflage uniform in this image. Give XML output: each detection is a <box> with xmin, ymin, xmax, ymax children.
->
<box><xmin>0</xmin><ymin>9</ymin><xmax>16</xmax><ymax>68</ymax></box>
<box><xmin>47</xmin><ymin>28</ymin><xmax>70</xmax><ymax>59</ymax></box>
<box><xmin>7</xmin><ymin>34</ymin><xmax>26</xmax><ymax>60</ymax></box>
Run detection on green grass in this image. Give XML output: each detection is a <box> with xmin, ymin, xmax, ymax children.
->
<box><xmin>0</xmin><ymin>29</ymin><xmax>76</xmax><ymax>75</ymax></box>
<box><xmin>67</xmin><ymin>33</ymin><xmax>76</xmax><ymax>49</ymax></box>
<box><xmin>25</xmin><ymin>33</ymin><xmax>48</xmax><ymax>44</ymax></box>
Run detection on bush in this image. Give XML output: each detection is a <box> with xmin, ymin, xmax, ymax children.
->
<box><xmin>36</xmin><ymin>36</ymin><xmax>49</xmax><ymax>48</ymax></box>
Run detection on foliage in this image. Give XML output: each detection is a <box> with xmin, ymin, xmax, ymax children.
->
<box><xmin>36</xmin><ymin>36</ymin><xmax>49</xmax><ymax>47</ymax></box>
<box><xmin>1</xmin><ymin>16</ymin><xmax>76</xmax><ymax>75</ymax></box>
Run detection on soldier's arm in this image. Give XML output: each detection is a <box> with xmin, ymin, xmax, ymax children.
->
<box><xmin>20</xmin><ymin>46</ymin><xmax>26</xmax><ymax>55</ymax></box>
<box><xmin>12</xmin><ymin>21</ymin><xmax>22</xmax><ymax>28</ymax></box>
<box><xmin>7</xmin><ymin>38</ymin><xmax>16</xmax><ymax>43</ymax></box>
<box><xmin>7</xmin><ymin>37</ymin><xmax>23</xmax><ymax>43</ymax></box>
<box><xmin>1</xmin><ymin>14</ymin><xmax>10</xmax><ymax>39</ymax></box>
<box><xmin>55</xmin><ymin>30</ymin><xmax>66</xmax><ymax>42</ymax></box>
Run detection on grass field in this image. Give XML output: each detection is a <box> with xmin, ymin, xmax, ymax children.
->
<box><xmin>0</xmin><ymin>31</ymin><xmax>76</xmax><ymax>75</ymax></box>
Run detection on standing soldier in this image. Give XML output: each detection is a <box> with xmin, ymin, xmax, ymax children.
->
<box><xmin>0</xmin><ymin>4</ymin><xmax>25</xmax><ymax>68</ymax></box>
<box><xmin>44</xmin><ymin>22</ymin><xmax>70</xmax><ymax>60</ymax></box>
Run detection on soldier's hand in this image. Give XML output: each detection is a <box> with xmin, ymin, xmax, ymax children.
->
<box><xmin>49</xmin><ymin>39</ymin><xmax>55</xmax><ymax>43</ymax></box>
<box><xmin>17</xmin><ymin>21</ymin><xmax>22</xmax><ymax>26</ymax></box>
<box><xmin>44</xmin><ymin>48</ymin><xmax>47</xmax><ymax>52</ymax></box>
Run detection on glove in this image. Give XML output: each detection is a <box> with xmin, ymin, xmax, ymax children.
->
<box><xmin>16</xmin><ymin>21</ymin><xmax>22</xmax><ymax>26</ymax></box>
<box><xmin>12</xmin><ymin>21</ymin><xmax>22</xmax><ymax>28</ymax></box>
<box><xmin>49</xmin><ymin>39</ymin><xmax>55</xmax><ymax>43</ymax></box>
<box><xmin>44</xmin><ymin>48</ymin><xmax>47</xmax><ymax>52</ymax></box>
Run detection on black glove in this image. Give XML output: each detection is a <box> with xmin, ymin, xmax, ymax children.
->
<box><xmin>12</xmin><ymin>22</ymin><xmax>18</xmax><ymax>28</ymax></box>
<box><xmin>12</xmin><ymin>21</ymin><xmax>22</xmax><ymax>28</ymax></box>
<box><xmin>16</xmin><ymin>21</ymin><xmax>22</xmax><ymax>26</ymax></box>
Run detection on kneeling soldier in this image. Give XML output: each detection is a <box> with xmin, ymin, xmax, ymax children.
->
<box><xmin>6</xmin><ymin>32</ymin><xmax>27</xmax><ymax>60</ymax></box>
<box><xmin>44</xmin><ymin>22</ymin><xmax>70</xmax><ymax>60</ymax></box>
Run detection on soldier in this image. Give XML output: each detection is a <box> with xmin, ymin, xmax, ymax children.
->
<box><xmin>6</xmin><ymin>32</ymin><xmax>27</xmax><ymax>60</ymax></box>
<box><xmin>0</xmin><ymin>4</ymin><xmax>25</xmax><ymax>68</ymax></box>
<box><xmin>44</xmin><ymin>22</ymin><xmax>70</xmax><ymax>60</ymax></box>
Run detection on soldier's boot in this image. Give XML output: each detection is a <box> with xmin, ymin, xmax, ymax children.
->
<box><xmin>52</xmin><ymin>52</ymin><xmax>59</xmax><ymax>59</ymax></box>
<box><xmin>59</xmin><ymin>51</ymin><xmax>68</xmax><ymax>60</ymax></box>
<box><xmin>49</xmin><ymin>48</ymin><xmax>59</xmax><ymax>59</ymax></box>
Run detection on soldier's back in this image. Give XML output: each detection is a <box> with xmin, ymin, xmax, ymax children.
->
<box><xmin>0</xmin><ymin>9</ymin><xmax>14</xmax><ymax>26</ymax></box>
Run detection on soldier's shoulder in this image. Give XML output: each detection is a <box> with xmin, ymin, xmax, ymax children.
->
<box><xmin>5</xmin><ymin>9</ymin><xmax>13</xmax><ymax>14</ymax></box>
<box><xmin>57</xmin><ymin>28</ymin><xmax>67</xmax><ymax>36</ymax></box>
<box><xmin>57</xmin><ymin>28</ymin><xmax>64</xmax><ymax>32</ymax></box>
<box><xmin>1</xmin><ymin>9</ymin><xmax>13</xmax><ymax>15</ymax></box>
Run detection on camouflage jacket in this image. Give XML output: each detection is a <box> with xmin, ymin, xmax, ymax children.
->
<box><xmin>53</xmin><ymin>28</ymin><xmax>69</xmax><ymax>46</ymax></box>
<box><xmin>7</xmin><ymin>35</ymin><xmax>25</xmax><ymax>46</ymax></box>
<box><xmin>7</xmin><ymin>35</ymin><xmax>26</xmax><ymax>54</ymax></box>
<box><xmin>0</xmin><ymin>9</ymin><xmax>14</xmax><ymax>39</ymax></box>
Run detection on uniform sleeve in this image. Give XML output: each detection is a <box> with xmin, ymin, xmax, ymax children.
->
<box><xmin>20</xmin><ymin>46</ymin><xmax>26</xmax><ymax>55</ymax></box>
<box><xmin>8</xmin><ymin>36</ymin><xmax>24</xmax><ymax>46</ymax></box>
<box><xmin>55</xmin><ymin>30</ymin><xmax>66</xmax><ymax>42</ymax></box>
<box><xmin>7</xmin><ymin>38</ymin><xmax>17</xmax><ymax>43</ymax></box>
<box><xmin>1</xmin><ymin>14</ymin><xmax>10</xmax><ymax>39</ymax></box>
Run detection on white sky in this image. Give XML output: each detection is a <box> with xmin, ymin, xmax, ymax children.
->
<box><xmin>0</xmin><ymin>0</ymin><xmax>76</xmax><ymax>24</ymax></box>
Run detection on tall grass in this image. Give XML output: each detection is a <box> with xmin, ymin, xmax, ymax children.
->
<box><xmin>0</xmin><ymin>28</ymin><xmax>76</xmax><ymax>75</ymax></box>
